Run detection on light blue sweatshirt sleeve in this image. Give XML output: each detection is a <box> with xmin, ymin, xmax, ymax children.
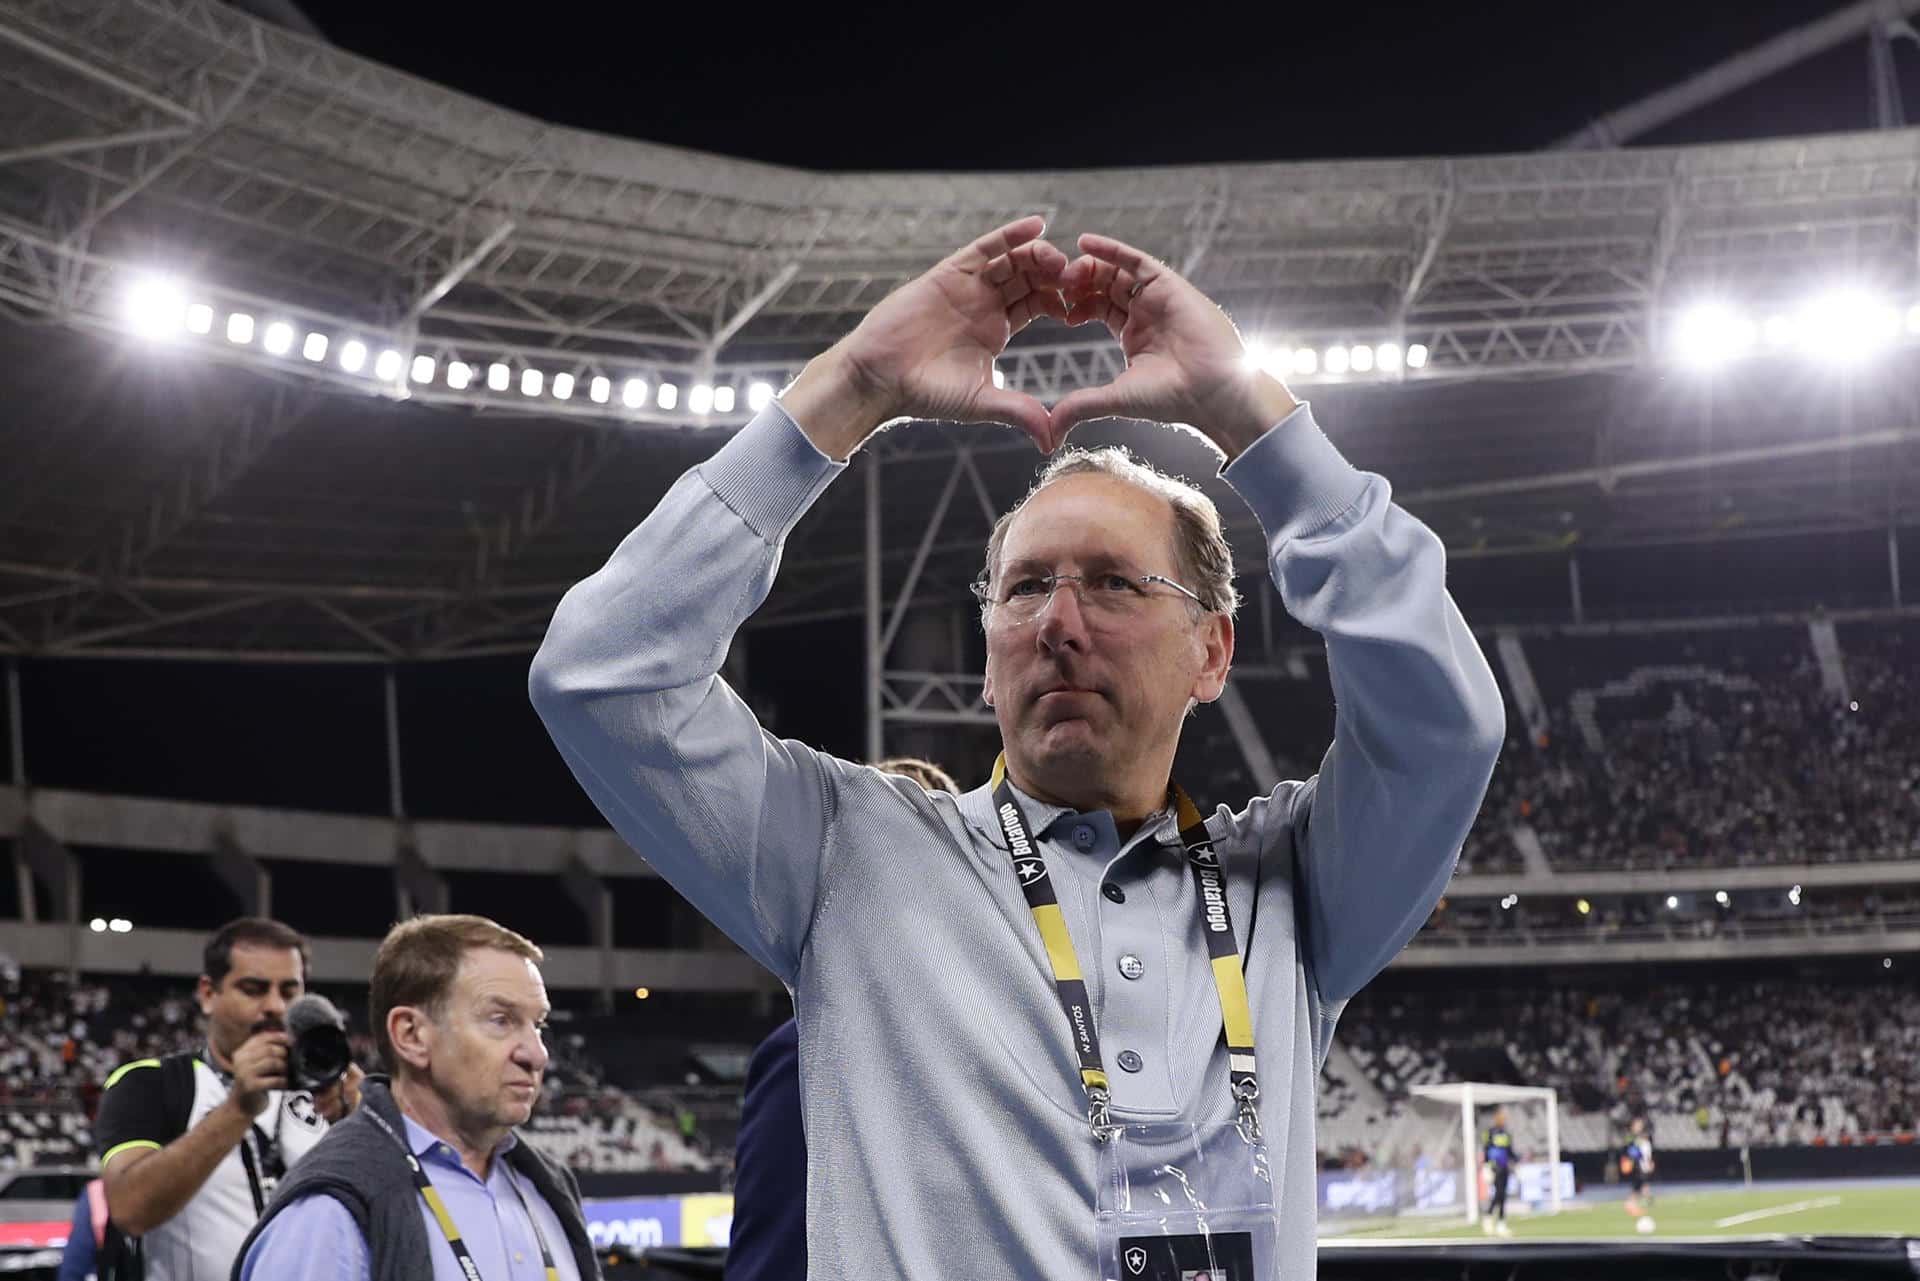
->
<box><xmin>1223</xmin><ymin>403</ymin><xmax>1505</xmax><ymax>1005</ymax></box>
<box><xmin>238</xmin><ymin>1195</ymin><xmax>369</xmax><ymax>1281</ymax></box>
<box><xmin>529</xmin><ymin>403</ymin><xmax>846</xmax><ymax>984</ymax></box>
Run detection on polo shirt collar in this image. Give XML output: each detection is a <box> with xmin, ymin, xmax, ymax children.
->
<box><xmin>959</xmin><ymin>777</ymin><xmax>1182</xmax><ymax>852</ymax></box>
<box><xmin>401</xmin><ymin>1111</ymin><xmax>518</xmax><ymax>1171</ymax></box>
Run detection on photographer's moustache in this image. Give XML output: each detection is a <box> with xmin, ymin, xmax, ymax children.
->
<box><xmin>250</xmin><ymin>1015</ymin><xmax>286</xmax><ymax>1036</ymax></box>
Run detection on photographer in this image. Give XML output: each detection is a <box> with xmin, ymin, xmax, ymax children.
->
<box><xmin>93</xmin><ymin>918</ymin><xmax>361</xmax><ymax>1281</ymax></box>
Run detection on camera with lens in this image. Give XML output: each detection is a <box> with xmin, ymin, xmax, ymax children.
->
<box><xmin>285</xmin><ymin>993</ymin><xmax>353</xmax><ymax>1092</ymax></box>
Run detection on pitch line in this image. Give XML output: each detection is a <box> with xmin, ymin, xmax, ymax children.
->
<box><xmin>1712</xmin><ymin>1196</ymin><xmax>1842</xmax><ymax>1228</ymax></box>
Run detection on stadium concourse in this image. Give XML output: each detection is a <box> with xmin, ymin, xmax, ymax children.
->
<box><xmin>3</xmin><ymin>1</ymin><xmax>1920</xmax><ymax>1278</ymax></box>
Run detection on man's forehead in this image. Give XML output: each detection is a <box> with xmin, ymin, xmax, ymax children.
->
<box><xmin>457</xmin><ymin>948</ymin><xmax>547</xmax><ymax>1001</ymax></box>
<box><xmin>1000</xmin><ymin>473</ymin><xmax>1176</xmax><ymax>563</ymax></box>
<box><xmin>224</xmin><ymin>944</ymin><xmax>303</xmax><ymax>981</ymax></box>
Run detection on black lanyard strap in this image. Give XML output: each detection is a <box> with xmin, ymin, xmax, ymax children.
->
<box><xmin>363</xmin><ymin>1105</ymin><xmax>560</xmax><ymax>1281</ymax></box>
<box><xmin>989</xmin><ymin>757</ymin><xmax>1261</xmax><ymax>1142</ymax></box>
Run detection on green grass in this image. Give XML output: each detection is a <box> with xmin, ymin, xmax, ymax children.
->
<box><xmin>1323</xmin><ymin>1185</ymin><xmax>1918</xmax><ymax>1241</ymax></box>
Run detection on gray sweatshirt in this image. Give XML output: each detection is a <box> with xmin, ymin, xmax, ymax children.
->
<box><xmin>530</xmin><ymin>401</ymin><xmax>1504</xmax><ymax>1280</ymax></box>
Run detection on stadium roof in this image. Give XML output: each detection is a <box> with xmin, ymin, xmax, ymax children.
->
<box><xmin>0</xmin><ymin>0</ymin><xmax>1917</xmax><ymax>659</ymax></box>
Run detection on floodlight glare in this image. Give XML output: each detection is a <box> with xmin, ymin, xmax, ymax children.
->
<box><xmin>1292</xmin><ymin>348</ymin><xmax>1318</xmax><ymax>376</ymax></box>
<box><xmin>302</xmin><ymin>332</ymin><xmax>328</xmax><ymax>362</ymax></box>
<box><xmin>1406</xmin><ymin>343</ymin><xmax>1430</xmax><ymax>369</ymax></box>
<box><xmin>186</xmin><ymin>303</ymin><xmax>215</xmax><ymax>335</ymax></box>
<box><xmin>1261</xmin><ymin>349</ymin><xmax>1292</xmax><ymax>380</ymax></box>
<box><xmin>90</xmin><ymin>918</ymin><xmax>107</xmax><ymax>932</ymax></box>
<box><xmin>1714</xmin><ymin>890</ymin><xmax>1730</xmax><ymax>906</ymax></box>
<box><xmin>1241</xmin><ymin>341</ymin><xmax>1270</xmax><ymax>372</ymax></box>
<box><xmin>1375</xmin><ymin>342</ymin><xmax>1403</xmax><ymax>371</ymax></box>
<box><xmin>552</xmin><ymin>372</ymin><xmax>575</xmax><ymax>400</ymax></box>
<box><xmin>488</xmin><ymin>363</ymin><xmax>510</xmax><ymax>391</ymax></box>
<box><xmin>446</xmin><ymin>361</ymin><xmax>472</xmax><ymax>390</ymax></box>
<box><xmin>374</xmin><ymin>349</ymin><xmax>403</xmax><ymax>381</ymax></box>
<box><xmin>1349</xmin><ymin>344</ymin><xmax>1374</xmax><ymax>372</ymax></box>
<box><xmin>748</xmin><ymin>381</ymin><xmax>774</xmax><ymax>411</ymax></box>
<box><xmin>1798</xmin><ymin>291</ymin><xmax>1898</xmax><ymax>363</ymax></box>
<box><xmin>126</xmin><ymin>276</ymin><xmax>188</xmax><ymax>338</ymax></box>
<box><xmin>1907</xmin><ymin>303</ymin><xmax>1920</xmax><ymax>335</ymax></box>
<box><xmin>622</xmin><ymin>378</ymin><xmax>648</xmax><ymax>409</ymax></box>
<box><xmin>689</xmin><ymin>383</ymin><xmax>714</xmax><ymax>414</ymax></box>
<box><xmin>590</xmin><ymin>376</ymin><xmax>611</xmax><ymax>404</ymax></box>
<box><xmin>520</xmin><ymin>368</ymin><xmax>543</xmax><ymax>397</ymax></box>
<box><xmin>411</xmin><ymin>355</ymin><xmax>436</xmax><ymax>384</ymax></box>
<box><xmin>713</xmin><ymin>385</ymin><xmax>736</xmax><ymax>413</ymax></box>
<box><xmin>1665</xmin><ymin>894</ymin><xmax>1680</xmax><ymax>909</ymax></box>
<box><xmin>263</xmin><ymin>322</ymin><xmax>294</xmax><ymax>356</ymax></box>
<box><xmin>657</xmin><ymin>382</ymin><xmax>680</xmax><ymax>410</ymax></box>
<box><xmin>1324</xmin><ymin>345</ymin><xmax>1350</xmax><ymax>375</ymax></box>
<box><xmin>340</xmin><ymin>340</ymin><xmax>368</xmax><ymax>373</ymax></box>
<box><xmin>226</xmin><ymin>312</ymin><xmax>255</xmax><ymax>345</ymax></box>
<box><xmin>1674</xmin><ymin>303</ymin><xmax>1754</xmax><ymax>367</ymax></box>
<box><xmin>1762</xmin><ymin>315</ymin><xmax>1796</xmax><ymax>348</ymax></box>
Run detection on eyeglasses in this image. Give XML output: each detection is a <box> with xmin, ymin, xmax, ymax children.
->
<box><xmin>970</xmin><ymin>572</ymin><xmax>1208</xmax><ymax>623</ymax></box>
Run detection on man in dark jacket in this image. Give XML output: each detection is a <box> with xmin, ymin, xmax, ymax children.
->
<box><xmin>232</xmin><ymin>914</ymin><xmax>600</xmax><ymax>1281</ymax></box>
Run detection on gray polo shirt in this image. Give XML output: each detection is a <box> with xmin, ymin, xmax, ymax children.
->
<box><xmin>531</xmin><ymin>401</ymin><xmax>1504</xmax><ymax>1280</ymax></box>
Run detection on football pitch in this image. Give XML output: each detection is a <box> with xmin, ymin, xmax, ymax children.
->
<box><xmin>1322</xmin><ymin>1184</ymin><xmax>1918</xmax><ymax>1241</ymax></box>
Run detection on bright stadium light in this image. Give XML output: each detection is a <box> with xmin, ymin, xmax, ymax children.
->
<box><xmin>657</xmin><ymin>382</ymin><xmax>679</xmax><ymax>410</ymax></box>
<box><xmin>1762</xmin><ymin>314</ymin><xmax>1796</xmax><ymax>348</ymax></box>
<box><xmin>520</xmin><ymin>368</ymin><xmax>543</xmax><ymax>397</ymax></box>
<box><xmin>713</xmin><ymin>385</ymin><xmax>736</xmax><ymax>413</ymax></box>
<box><xmin>689</xmin><ymin>383</ymin><xmax>714</xmax><ymax>415</ymax></box>
<box><xmin>126</xmin><ymin>276</ymin><xmax>188</xmax><ymax>338</ymax></box>
<box><xmin>1674</xmin><ymin>303</ymin><xmax>1754</xmax><ymax>368</ymax></box>
<box><xmin>488</xmin><ymin>363</ymin><xmax>510</xmax><ymax>391</ymax></box>
<box><xmin>622</xmin><ymin>378</ymin><xmax>648</xmax><ymax>409</ymax></box>
<box><xmin>446</xmin><ymin>361</ymin><xmax>472</xmax><ymax>390</ymax></box>
<box><xmin>552</xmin><ymin>372</ymin><xmax>575</xmax><ymax>400</ymax></box>
<box><xmin>1261</xmin><ymin>349</ymin><xmax>1293</xmax><ymax>380</ymax></box>
<box><xmin>226</xmin><ymin>312</ymin><xmax>255</xmax><ymax>345</ymax></box>
<box><xmin>411</xmin><ymin>355</ymin><xmax>435</xmax><ymax>384</ymax></box>
<box><xmin>1241</xmin><ymin>341</ymin><xmax>1271</xmax><ymax>372</ymax></box>
<box><xmin>634</xmin><ymin>987</ymin><xmax>651</xmax><ymax>1000</ymax></box>
<box><xmin>1576</xmin><ymin>899</ymin><xmax>1591</xmax><ymax>915</ymax></box>
<box><xmin>1798</xmin><ymin>290</ymin><xmax>1900</xmax><ymax>363</ymax></box>
<box><xmin>1349</xmin><ymin>344</ymin><xmax>1374</xmax><ymax>372</ymax></box>
<box><xmin>1405</xmin><ymin>343</ymin><xmax>1429</xmax><ymax>369</ymax></box>
<box><xmin>590</xmin><ymin>376</ymin><xmax>611</xmax><ymax>404</ymax></box>
<box><xmin>1665</xmin><ymin>894</ymin><xmax>1680</xmax><ymax>910</ymax></box>
<box><xmin>302</xmin><ymin>332</ymin><xmax>328</xmax><ymax>362</ymax></box>
<box><xmin>1788</xmin><ymin>884</ymin><xmax>1802</xmax><ymax>906</ymax></box>
<box><xmin>90</xmin><ymin>917</ymin><xmax>106</xmax><ymax>933</ymax></box>
<box><xmin>1907</xmin><ymin>303</ymin><xmax>1920</xmax><ymax>335</ymax></box>
<box><xmin>374</xmin><ymin>349</ymin><xmax>403</xmax><ymax>382</ymax></box>
<box><xmin>109</xmin><ymin>918</ymin><xmax>132</xmax><ymax>933</ymax></box>
<box><xmin>1714</xmin><ymin>890</ymin><xmax>1730</xmax><ymax>906</ymax></box>
<box><xmin>1324</xmin><ymin>345</ymin><xmax>1350</xmax><ymax>375</ymax></box>
<box><xmin>1292</xmin><ymin>347</ymin><xmax>1318</xmax><ymax>376</ymax></box>
<box><xmin>262</xmin><ymin>322</ymin><xmax>294</xmax><ymax>356</ymax></box>
<box><xmin>339</xmin><ymin>340</ymin><xmax>367</xmax><ymax>373</ymax></box>
<box><xmin>1375</xmin><ymin>342</ymin><xmax>1403</xmax><ymax>372</ymax></box>
<box><xmin>186</xmin><ymin>303</ymin><xmax>214</xmax><ymax>335</ymax></box>
<box><xmin>748</xmin><ymin>381</ymin><xmax>774</xmax><ymax>411</ymax></box>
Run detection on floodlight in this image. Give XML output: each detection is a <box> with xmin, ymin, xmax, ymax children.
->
<box><xmin>1674</xmin><ymin>303</ymin><xmax>1754</xmax><ymax>367</ymax></box>
<box><xmin>1241</xmin><ymin>341</ymin><xmax>1270</xmax><ymax>372</ymax></box>
<box><xmin>226</xmin><ymin>312</ymin><xmax>255</xmax><ymax>345</ymax></box>
<box><xmin>1762</xmin><ymin>315</ymin><xmax>1796</xmax><ymax>347</ymax></box>
<box><xmin>713</xmin><ymin>385</ymin><xmax>736</xmax><ymax>413</ymax></box>
<box><xmin>302</xmin><ymin>332</ymin><xmax>328</xmax><ymax>362</ymax></box>
<box><xmin>1375</xmin><ymin>342</ymin><xmax>1403</xmax><ymax>371</ymax></box>
<box><xmin>126</xmin><ymin>276</ymin><xmax>187</xmax><ymax>338</ymax></box>
<box><xmin>622</xmin><ymin>378</ymin><xmax>648</xmax><ymax>409</ymax></box>
<box><xmin>447</xmin><ymin>361</ymin><xmax>472</xmax><ymax>390</ymax></box>
<box><xmin>657</xmin><ymin>382</ymin><xmax>679</xmax><ymax>410</ymax></box>
<box><xmin>590</xmin><ymin>376</ymin><xmax>611</xmax><ymax>404</ymax></box>
<box><xmin>748</xmin><ymin>381</ymin><xmax>775</xmax><ymax>411</ymax></box>
<box><xmin>186</xmin><ymin>303</ymin><xmax>214</xmax><ymax>335</ymax></box>
<box><xmin>1714</xmin><ymin>890</ymin><xmax>1730</xmax><ymax>906</ymax></box>
<box><xmin>1907</xmin><ymin>303</ymin><xmax>1920</xmax><ymax>335</ymax></box>
<box><xmin>340</xmin><ymin>340</ymin><xmax>368</xmax><ymax>373</ymax></box>
<box><xmin>689</xmin><ymin>383</ymin><xmax>714</xmax><ymax>414</ymax></box>
<box><xmin>1576</xmin><ymin>899</ymin><xmax>1591</xmax><ymax>915</ymax></box>
<box><xmin>109</xmin><ymin>918</ymin><xmax>132</xmax><ymax>933</ymax></box>
<box><xmin>411</xmin><ymin>355</ymin><xmax>435</xmax><ymax>384</ymax></box>
<box><xmin>488</xmin><ymin>363</ymin><xmax>510</xmax><ymax>391</ymax></box>
<box><xmin>90</xmin><ymin>918</ymin><xmax>107</xmax><ymax>932</ymax></box>
<box><xmin>1798</xmin><ymin>291</ymin><xmax>1899</xmax><ymax>363</ymax></box>
<box><xmin>1324</xmin><ymin>345</ymin><xmax>1350</xmax><ymax>374</ymax></box>
<box><xmin>552</xmin><ymin>372</ymin><xmax>575</xmax><ymax>400</ymax></box>
<box><xmin>374</xmin><ymin>349</ymin><xmax>403</xmax><ymax>381</ymax></box>
<box><xmin>263</xmin><ymin>322</ymin><xmax>294</xmax><ymax>356</ymax></box>
<box><xmin>1292</xmin><ymin>348</ymin><xmax>1317</xmax><ymax>376</ymax></box>
<box><xmin>1349</xmin><ymin>344</ymin><xmax>1374</xmax><ymax>372</ymax></box>
<box><xmin>1665</xmin><ymin>894</ymin><xmax>1680</xmax><ymax>909</ymax></box>
<box><xmin>520</xmin><ymin>368</ymin><xmax>543</xmax><ymax>397</ymax></box>
<box><xmin>1406</xmin><ymin>343</ymin><xmax>1430</xmax><ymax>369</ymax></box>
<box><xmin>1261</xmin><ymin>349</ymin><xmax>1293</xmax><ymax>380</ymax></box>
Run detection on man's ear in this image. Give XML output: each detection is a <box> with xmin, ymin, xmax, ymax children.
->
<box><xmin>386</xmin><ymin>1006</ymin><xmax>436</xmax><ymax>1074</ymax></box>
<box><xmin>1191</xmin><ymin>613</ymin><xmax>1234</xmax><ymax>705</ymax></box>
<box><xmin>195</xmin><ymin>975</ymin><xmax>215</xmax><ymax>1018</ymax></box>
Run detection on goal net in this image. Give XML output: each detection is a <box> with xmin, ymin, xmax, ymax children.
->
<box><xmin>1375</xmin><ymin>1083</ymin><xmax>1567</xmax><ymax>1226</ymax></box>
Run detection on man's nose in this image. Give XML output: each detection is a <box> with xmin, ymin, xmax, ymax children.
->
<box><xmin>518</xmin><ymin>1031</ymin><xmax>549</xmax><ymax>1074</ymax></box>
<box><xmin>1035</xmin><ymin>582</ymin><xmax>1089</xmax><ymax>651</ymax></box>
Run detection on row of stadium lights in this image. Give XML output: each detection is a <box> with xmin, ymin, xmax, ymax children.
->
<box><xmin>1242</xmin><ymin>338</ymin><xmax>1429</xmax><ymax>378</ymax></box>
<box><xmin>1498</xmin><ymin>885</ymin><xmax>1805</xmax><ymax>914</ymax></box>
<box><xmin>124</xmin><ymin>277</ymin><xmax>781</xmax><ymax>416</ymax></box>
<box><xmin>1675</xmin><ymin>293</ymin><xmax>1920</xmax><ymax>368</ymax></box>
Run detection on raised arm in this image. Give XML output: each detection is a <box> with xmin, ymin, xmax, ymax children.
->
<box><xmin>529</xmin><ymin>218</ymin><xmax>1067</xmax><ymax>982</ymax></box>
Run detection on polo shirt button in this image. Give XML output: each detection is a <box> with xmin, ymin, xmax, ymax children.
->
<box><xmin>1118</xmin><ymin>954</ymin><xmax>1145</xmax><ymax>980</ymax></box>
<box><xmin>1117</xmin><ymin>1050</ymin><xmax>1144</xmax><ymax>1073</ymax></box>
<box><xmin>1071</xmin><ymin>824</ymin><xmax>1096</xmax><ymax>851</ymax></box>
<box><xmin>1102</xmin><ymin>882</ymin><xmax>1126</xmax><ymax>904</ymax></box>
<box><xmin>514</xmin><ymin>1252</ymin><xmax>526</xmax><ymax>1263</ymax></box>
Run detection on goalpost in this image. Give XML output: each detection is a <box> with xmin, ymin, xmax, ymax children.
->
<box><xmin>1400</xmin><ymin>1083</ymin><xmax>1564</xmax><ymax>1226</ymax></box>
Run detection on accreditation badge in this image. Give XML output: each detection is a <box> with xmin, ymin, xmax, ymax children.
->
<box><xmin>1096</xmin><ymin>1122</ymin><xmax>1276</xmax><ymax>1281</ymax></box>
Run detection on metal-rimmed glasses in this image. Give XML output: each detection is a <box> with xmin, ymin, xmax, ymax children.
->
<box><xmin>969</xmin><ymin>571</ymin><xmax>1208</xmax><ymax>623</ymax></box>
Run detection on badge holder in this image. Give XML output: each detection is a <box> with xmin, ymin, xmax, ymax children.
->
<box><xmin>1095</xmin><ymin>1118</ymin><xmax>1276</xmax><ymax>1281</ymax></box>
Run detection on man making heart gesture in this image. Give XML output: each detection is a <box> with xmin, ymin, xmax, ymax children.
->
<box><xmin>532</xmin><ymin>217</ymin><xmax>1503</xmax><ymax>1280</ymax></box>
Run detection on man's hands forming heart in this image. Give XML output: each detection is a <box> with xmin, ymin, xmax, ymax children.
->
<box><xmin>780</xmin><ymin>216</ymin><xmax>1298</xmax><ymax>462</ymax></box>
